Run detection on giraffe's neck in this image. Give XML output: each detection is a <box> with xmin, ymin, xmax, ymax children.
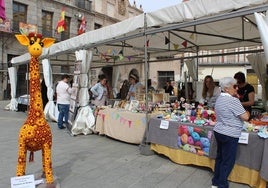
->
<box><xmin>28</xmin><ymin>57</ymin><xmax>44</xmax><ymax>117</ymax></box>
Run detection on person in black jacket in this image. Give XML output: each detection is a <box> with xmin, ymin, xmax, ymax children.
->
<box><xmin>234</xmin><ymin>72</ymin><xmax>255</xmax><ymax>115</ymax></box>
<box><xmin>164</xmin><ymin>80</ymin><xmax>174</xmax><ymax>95</ymax></box>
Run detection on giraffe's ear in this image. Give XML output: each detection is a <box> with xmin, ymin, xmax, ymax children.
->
<box><xmin>42</xmin><ymin>38</ymin><xmax>55</xmax><ymax>48</ymax></box>
<box><xmin>15</xmin><ymin>34</ymin><xmax>30</xmax><ymax>46</ymax></box>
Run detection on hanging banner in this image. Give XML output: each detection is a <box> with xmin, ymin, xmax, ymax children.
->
<box><xmin>0</xmin><ymin>18</ymin><xmax>10</xmax><ymax>32</ymax></box>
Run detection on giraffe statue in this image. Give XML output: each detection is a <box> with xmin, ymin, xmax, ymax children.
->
<box><xmin>15</xmin><ymin>32</ymin><xmax>55</xmax><ymax>185</ymax></box>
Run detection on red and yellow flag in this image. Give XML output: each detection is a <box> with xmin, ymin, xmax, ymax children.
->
<box><xmin>56</xmin><ymin>9</ymin><xmax>66</xmax><ymax>33</ymax></box>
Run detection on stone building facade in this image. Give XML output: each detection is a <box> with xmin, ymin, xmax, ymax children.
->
<box><xmin>0</xmin><ymin>0</ymin><xmax>144</xmax><ymax>99</ymax></box>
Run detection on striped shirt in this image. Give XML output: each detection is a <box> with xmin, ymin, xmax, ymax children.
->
<box><xmin>213</xmin><ymin>93</ymin><xmax>246</xmax><ymax>138</ymax></box>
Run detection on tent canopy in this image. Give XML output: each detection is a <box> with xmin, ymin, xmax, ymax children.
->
<box><xmin>11</xmin><ymin>0</ymin><xmax>268</xmax><ymax>66</ymax></box>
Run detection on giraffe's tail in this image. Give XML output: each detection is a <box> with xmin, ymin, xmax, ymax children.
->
<box><xmin>29</xmin><ymin>151</ymin><xmax>34</xmax><ymax>162</ymax></box>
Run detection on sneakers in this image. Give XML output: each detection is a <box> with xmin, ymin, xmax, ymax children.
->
<box><xmin>58</xmin><ymin>125</ymin><xmax>66</xmax><ymax>129</ymax></box>
<box><xmin>211</xmin><ymin>186</ymin><xmax>218</xmax><ymax>188</ymax></box>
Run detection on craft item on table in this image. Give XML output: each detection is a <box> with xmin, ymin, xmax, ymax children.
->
<box><xmin>191</xmin><ymin>108</ymin><xmax>196</xmax><ymax>116</ymax></box>
<box><xmin>190</xmin><ymin>115</ymin><xmax>196</xmax><ymax>123</ymax></box>
<box><xmin>196</xmin><ymin>107</ymin><xmax>202</xmax><ymax>119</ymax></box>
<box><xmin>180</xmin><ymin>114</ymin><xmax>187</xmax><ymax>122</ymax></box>
<box><xmin>128</xmin><ymin>100</ymin><xmax>139</xmax><ymax>112</ymax></box>
<box><xmin>118</xmin><ymin>100</ymin><xmax>127</xmax><ymax>108</ymax></box>
<box><xmin>164</xmin><ymin>114</ymin><xmax>171</xmax><ymax>120</ymax></box>
<box><xmin>194</xmin><ymin>119</ymin><xmax>206</xmax><ymax>126</ymax></box>
<box><xmin>14</xmin><ymin>33</ymin><xmax>55</xmax><ymax>185</ymax></box>
<box><xmin>152</xmin><ymin>93</ymin><xmax>164</xmax><ymax>103</ymax></box>
<box><xmin>178</xmin><ymin>124</ymin><xmax>212</xmax><ymax>156</ymax></box>
<box><xmin>250</xmin><ymin>119</ymin><xmax>268</xmax><ymax>126</ymax></box>
<box><xmin>179</xmin><ymin>97</ymin><xmax>186</xmax><ymax>110</ymax></box>
<box><xmin>203</xmin><ymin>119</ymin><xmax>216</xmax><ymax>126</ymax></box>
<box><xmin>173</xmin><ymin>100</ymin><xmax>179</xmax><ymax>109</ymax></box>
<box><xmin>170</xmin><ymin>112</ymin><xmax>179</xmax><ymax>121</ymax></box>
<box><xmin>202</xmin><ymin>109</ymin><xmax>209</xmax><ymax>119</ymax></box>
<box><xmin>257</xmin><ymin>127</ymin><xmax>268</xmax><ymax>138</ymax></box>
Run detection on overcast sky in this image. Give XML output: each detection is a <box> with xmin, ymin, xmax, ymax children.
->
<box><xmin>128</xmin><ymin>0</ymin><xmax>182</xmax><ymax>12</ymax></box>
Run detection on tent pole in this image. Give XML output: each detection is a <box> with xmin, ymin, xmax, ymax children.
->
<box><xmin>140</xmin><ymin>13</ymin><xmax>154</xmax><ymax>156</ymax></box>
<box><xmin>195</xmin><ymin>47</ymin><xmax>199</xmax><ymax>102</ymax></box>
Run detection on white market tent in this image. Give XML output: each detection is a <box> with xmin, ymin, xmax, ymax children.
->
<box><xmin>9</xmin><ymin>0</ymin><xmax>268</xmax><ymax>134</ymax></box>
<box><xmin>11</xmin><ymin>0</ymin><xmax>268</xmax><ymax>66</ymax></box>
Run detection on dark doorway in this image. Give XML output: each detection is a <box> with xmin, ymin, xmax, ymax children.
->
<box><xmin>101</xmin><ymin>66</ymin><xmax>113</xmax><ymax>98</ymax></box>
<box><xmin>17</xmin><ymin>64</ymin><xmax>28</xmax><ymax>97</ymax></box>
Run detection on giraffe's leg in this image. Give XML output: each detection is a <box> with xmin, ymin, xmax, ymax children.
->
<box><xmin>42</xmin><ymin>148</ymin><xmax>46</xmax><ymax>178</ymax></box>
<box><xmin>16</xmin><ymin>139</ymin><xmax>27</xmax><ymax>176</ymax></box>
<box><xmin>42</xmin><ymin>143</ymin><xmax>54</xmax><ymax>184</ymax></box>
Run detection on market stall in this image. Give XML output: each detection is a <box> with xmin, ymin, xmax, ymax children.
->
<box><xmin>147</xmin><ymin>118</ymin><xmax>268</xmax><ymax>188</ymax></box>
<box><xmin>95</xmin><ymin>107</ymin><xmax>148</xmax><ymax>144</ymax></box>
<box><xmin>9</xmin><ymin>0</ymin><xmax>268</xmax><ymax>137</ymax></box>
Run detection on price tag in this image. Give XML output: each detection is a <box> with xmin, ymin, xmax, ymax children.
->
<box><xmin>160</xmin><ymin>120</ymin><xmax>169</xmax><ymax>129</ymax></box>
<box><xmin>238</xmin><ymin>132</ymin><xmax>249</xmax><ymax>144</ymax></box>
<box><xmin>11</xmin><ymin>174</ymin><xmax>35</xmax><ymax>188</ymax></box>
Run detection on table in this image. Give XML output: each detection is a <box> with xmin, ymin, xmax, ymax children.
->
<box><xmin>95</xmin><ymin>108</ymin><xmax>148</xmax><ymax>144</ymax></box>
<box><xmin>147</xmin><ymin>118</ymin><xmax>268</xmax><ymax>188</ymax></box>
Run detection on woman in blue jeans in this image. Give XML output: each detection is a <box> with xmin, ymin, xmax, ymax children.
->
<box><xmin>212</xmin><ymin>77</ymin><xmax>249</xmax><ymax>188</ymax></box>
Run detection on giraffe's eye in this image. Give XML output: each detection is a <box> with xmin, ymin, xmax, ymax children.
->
<box><xmin>30</xmin><ymin>40</ymin><xmax>35</xmax><ymax>45</ymax></box>
<box><xmin>39</xmin><ymin>42</ymin><xmax>44</xmax><ymax>47</ymax></box>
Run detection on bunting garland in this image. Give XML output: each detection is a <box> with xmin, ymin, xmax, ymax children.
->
<box><xmin>164</xmin><ymin>33</ymin><xmax>193</xmax><ymax>50</ymax></box>
<box><xmin>97</xmin><ymin>111</ymin><xmax>146</xmax><ymax>128</ymax></box>
<box><xmin>95</xmin><ymin>48</ymin><xmax>128</xmax><ymax>63</ymax></box>
<box><xmin>92</xmin><ymin>32</ymin><xmax>193</xmax><ymax>63</ymax></box>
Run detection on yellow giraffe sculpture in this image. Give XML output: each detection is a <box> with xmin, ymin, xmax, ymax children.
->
<box><xmin>15</xmin><ymin>33</ymin><xmax>55</xmax><ymax>185</ymax></box>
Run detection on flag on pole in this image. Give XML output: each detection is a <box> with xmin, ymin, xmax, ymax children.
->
<box><xmin>56</xmin><ymin>9</ymin><xmax>66</xmax><ymax>33</ymax></box>
<box><xmin>0</xmin><ymin>0</ymin><xmax>6</xmax><ymax>22</ymax></box>
<box><xmin>77</xmin><ymin>16</ymin><xmax>86</xmax><ymax>35</ymax></box>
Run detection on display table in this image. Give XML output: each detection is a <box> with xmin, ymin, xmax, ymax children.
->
<box><xmin>95</xmin><ymin>108</ymin><xmax>148</xmax><ymax>144</ymax></box>
<box><xmin>147</xmin><ymin>118</ymin><xmax>268</xmax><ymax>188</ymax></box>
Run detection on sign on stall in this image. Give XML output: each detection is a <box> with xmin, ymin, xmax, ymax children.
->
<box><xmin>11</xmin><ymin>174</ymin><xmax>35</xmax><ymax>188</ymax></box>
<box><xmin>160</xmin><ymin>120</ymin><xmax>169</xmax><ymax>129</ymax></box>
<box><xmin>238</xmin><ymin>132</ymin><xmax>249</xmax><ymax>144</ymax></box>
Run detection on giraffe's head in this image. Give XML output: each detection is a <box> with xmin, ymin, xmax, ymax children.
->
<box><xmin>15</xmin><ymin>33</ymin><xmax>55</xmax><ymax>58</ymax></box>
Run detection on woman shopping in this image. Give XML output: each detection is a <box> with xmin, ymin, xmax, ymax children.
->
<box><xmin>90</xmin><ymin>74</ymin><xmax>108</xmax><ymax>106</ymax></box>
<box><xmin>211</xmin><ymin>77</ymin><xmax>249</xmax><ymax>188</ymax></box>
